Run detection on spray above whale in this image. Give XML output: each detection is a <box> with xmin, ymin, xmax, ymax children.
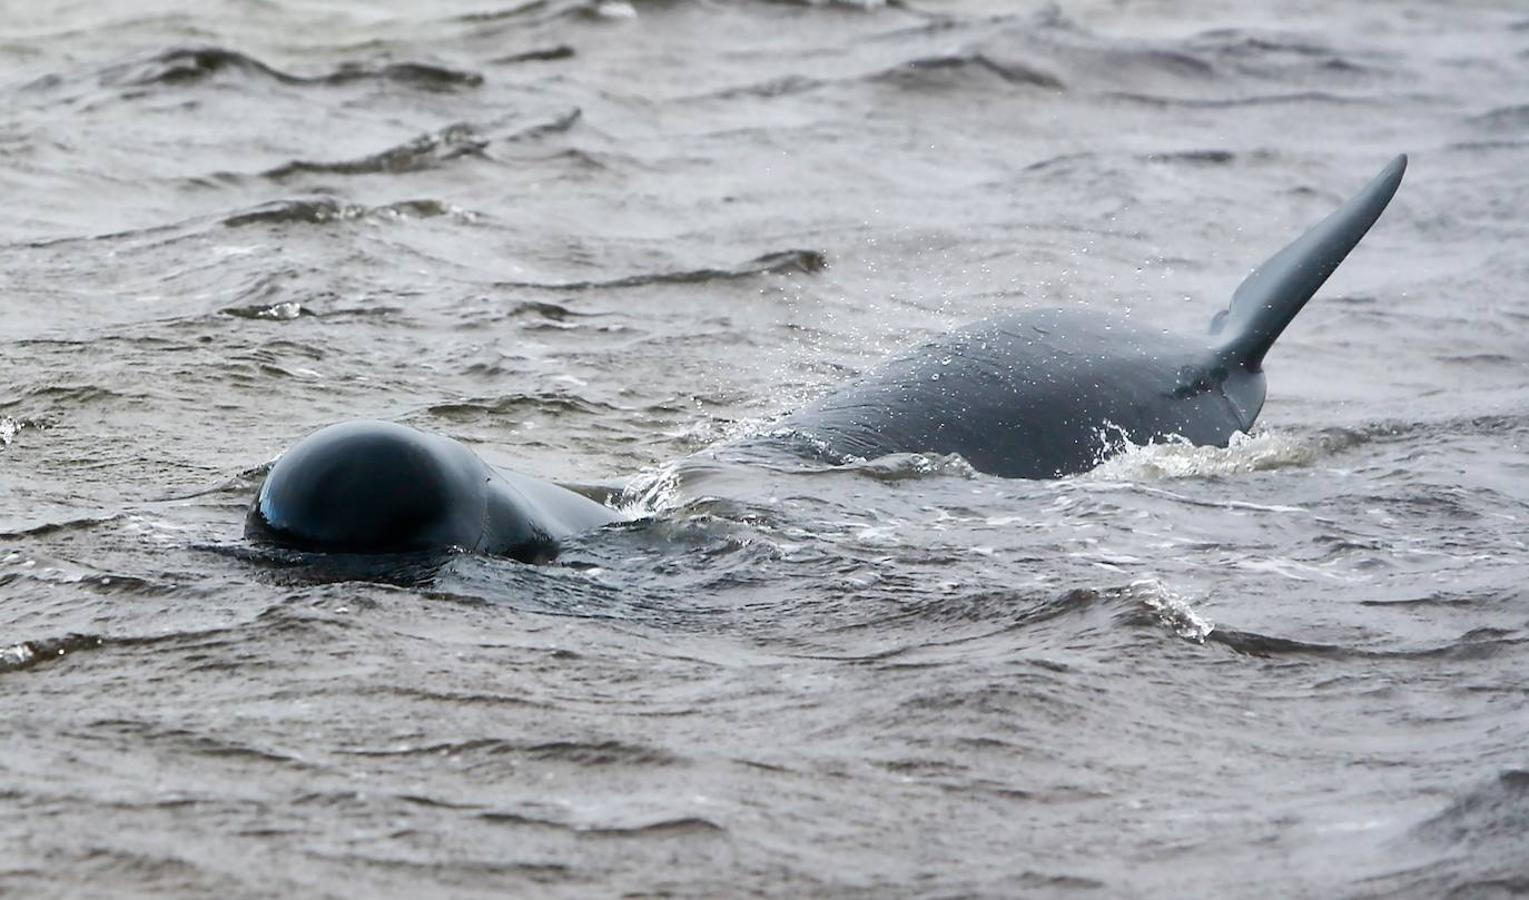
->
<box><xmin>244</xmin><ymin>155</ymin><xmax>1408</xmax><ymax>560</ymax></box>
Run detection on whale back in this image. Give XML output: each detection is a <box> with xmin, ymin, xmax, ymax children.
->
<box><xmin>776</xmin><ymin>309</ymin><xmax>1256</xmax><ymax>478</ymax></box>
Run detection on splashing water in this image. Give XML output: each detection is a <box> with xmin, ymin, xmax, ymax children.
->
<box><xmin>1086</xmin><ymin>429</ymin><xmax>1348</xmax><ymax>481</ymax></box>
<box><xmin>1124</xmin><ymin>578</ymin><xmax>1215</xmax><ymax>643</ymax></box>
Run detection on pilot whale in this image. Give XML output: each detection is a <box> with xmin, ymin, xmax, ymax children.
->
<box><xmin>245</xmin><ymin>419</ymin><xmax>620</xmax><ymax>562</ymax></box>
<box><xmin>244</xmin><ymin>155</ymin><xmax>1406</xmax><ymax>558</ymax></box>
<box><xmin>769</xmin><ymin>154</ymin><xmax>1407</xmax><ymax>478</ymax></box>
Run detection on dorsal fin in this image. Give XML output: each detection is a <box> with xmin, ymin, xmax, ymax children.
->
<box><xmin>1211</xmin><ymin>155</ymin><xmax>1407</xmax><ymax>369</ymax></box>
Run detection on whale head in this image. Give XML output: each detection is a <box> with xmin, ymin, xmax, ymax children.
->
<box><xmin>245</xmin><ymin>419</ymin><xmax>556</xmax><ymax>561</ymax></box>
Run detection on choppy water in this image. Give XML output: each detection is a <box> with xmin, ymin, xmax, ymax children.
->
<box><xmin>3</xmin><ymin>1</ymin><xmax>1528</xmax><ymax>896</ymax></box>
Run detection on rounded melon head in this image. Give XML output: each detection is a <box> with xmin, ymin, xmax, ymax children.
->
<box><xmin>245</xmin><ymin>420</ymin><xmax>489</xmax><ymax>555</ymax></box>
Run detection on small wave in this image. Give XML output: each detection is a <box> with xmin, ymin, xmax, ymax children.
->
<box><xmin>862</xmin><ymin>581</ymin><xmax>1213</xmax><ymax>644</ymax></box>
<box><xmin>1022</xmin><ymin>19</ymin><xmax>1378</xmax><ymax>97</ymax></box>
<box><xmin>1107</xmin><ymin>89</ymin><xmax>1359</xmax><ymax>108</ymax></box>
<box><xmin>494</xmin><ymin>248</ymin><xmax>827</xmax><ymax>291</ymax></box>
<box><xmin>1031</xmin><ymin>36</ymin><xmax>1214</xmax><ymax>87</ymax></box>
<box><xmin>0</xmin><ymin>415</ymin><xmax>48</xmax><ymax>448</ymax></box>
<box><xmin>572</xmin><ymin>817</ymin><xmax>724</xmax><ymax>838</ymax></box>
<box><xmin>454</xmin><ymin>0</ymin><xmax>635</xmax><ymax>26</ymax></box>
<box><xmin>871</xmin><ymin>54</ymin><xmax>1064</xmax><ymax>91</ymax></box>
<box><xmin>1448</xmin><ymin>139</ymin><xmax>1529</xmax><ymax>154</ymax></box>
<box><xmin>1209</xmin><ymin>626</ymin><xmax>1525</xmax><ymax>661</ymax></box>
<box><xmin>1206</xmin><ymin>628</ymin><xmax>1344</xmax><ymax>658</ymax></box>
<box><xmin>1024</xmin><ymin>148</ymin><xmax>1235</xmax><ymax>173</ymax></box>
<box><xmin>10</xmin><ymin>384</ymin><xmax>124</xmax><ymax>409</ymax></box>
<box><xmin>838</xmin><ymin>452</ymin><xmax>978</xmax><ymax>482</ymax></box>
<box><xmin>221</xmin><ymin>197</ymin><xmax>469</xmax><ymax>228</ymax></box>
<box><xmin>573</xmin><ymin>1</ymin><xmax>639</xmax><ymax>21</ymax></box>
<box><xmin>1111</xmin><ymin>579</ymin><xmax>1214</xmax><ymax>643</ymax></box>
<box><xmin>1139</xmin><ymin>149</ymin><xmax>1236</xmax><ymax>165</ymax></box>
<box><xmin>315</xmin><ymin>61</ymin><xmax>483</xmax><ymax>91</ymax></box>
<box><xmin>710</xmin><ymin>427</ymin><xmax>868</xmax><ymax>474</ymax></box>
<box><xmin>221</xmin><ymin>301</ymin><xmax>313</xmax><ymax>321</ymax></box>
<box><xmin>1189</xmin><ymin>29</ymin><xmax>1335</xmax><ymax>57</ymax></box>
<box><xmin>455</xmin><ymin>0</ymin><xmax>667</xmax><ymax>26</ymax></box>
<box><xmin>213</xmin><ymin>543</ymin><xmax>457</xmax><ymax>587</ymax></box>
<box><xmin>263</xmin><ymin>124</ymin><xmax>487</xmax><ymax>180</ymax></box>
<box><xmin>1416</xmin><ymin>769</ymin><xmax>1529</xmax><ymax>841</ymax></box>
<box><xmin>492</xmin><ymin>45</ymin><xmax>576</xmax><ymax>65</ymax></box>
<box><xmin>456</xmin><ymin>299</ymin><xmax>605</xmax><ymax>331</ymax></box>
<box><xmin>522</xmin><ymin>739</ymin><xmax>683</xmax><ymax>766</ymax></box>
<box><xmin>501</xmin><ymin>108</ymin><xmax>583</xmax><ymax>143</ymax></box>
<box><xmin>94</xmin><ymin>718</ymin><xmax>321</xmax><ymax>768</ymax></box>
<box><xmin>454</xmin><ymin>0</ymin><xmax>554</xmax><ymax>23</ymax></box>
<box><xmin>508</xmin><ymin>300</ymin><xmax>586</xmax><ymax>321</ymax></box>
<box><xmin>696</xmin><ymin>74</ymin><xmax>825</xmax><ymax>101</ymax></box>
<box><xmin>618</xmin><ymin>461</ymin><xmax>690</xmax><ymax>516</ymax></box>
<box><xmin>423</xmin><ymin>391</ymin><xmax>618</xmax><ymax>421</ymax></box>
<box><xmin>1085</xmin><ymin>428</ymin><xmax>1364</xmax><ymax>481</ymax></box>
<box><xmin>88</xmin><ymin>46</ymin><xmax>289</xmax><ymax>87</ymax></box>
<box><xmin>0</xmin><ymin>513</ymin><xmax>120</xmax><ymax>539</ymax></box>
<box><xmin>477</xmin><ymin>809</ymin><xmax>724</xmax><ymax>838</ymax></box>
<box><xmin>248</xmin><ymin>111</ymin><xmax>577</xmax><ymax>182</ymax></box>
<box><xmin>1470</xmin><ymin>104</ymin><xmax>1529</xmax><ymax>132</ymax></box>
<box><xmin>690</xmin><ymin>52</ymin><xmax>1061</xmax><ymax>104</ymax></box>
<box><xmin>0</xmin><ymin>633</ymin><xmax>104</xmax><ymax>673</ymax></box>
<box><xmin>1184</xmin><ymin>28</ymin><xmax>1375</xmax><ymax>76</ymax></box>
<box><xmin>340</xmin><ymin>737</ymin><xmax>679</xmax><ymax>766</ymax></box>
<box><xmin>864</xmin><ymin>581</ymin><xmax>1214</xmax><ymax>646</ymax></box>
<box><xmin>1436</xmin><ymin>352</ymin><xmax>1516</xmax><ymax>366</ymax></box>
<box><xmin>606</xmin><ymin>469</ymin><xmax>783</xmax><ymax>559</ymax></box>
<box><xmin>0</xmin><ymin>565</ymin><xmax>170</xmax><ymax>599</ymax></box>
<box><xmin>754</xmin><ymin>0</ymin><xmax>901</xmax><ymax>8</ymax></box>
<box><xmin>1022</xmin><ymin>151</ymin><xmax>1094</xmax><ymax>173</ymax></box>
<box><xmin>89</xmin><ymin>46</ymin><xmax>482</xmax><ymax>91</ymax></box>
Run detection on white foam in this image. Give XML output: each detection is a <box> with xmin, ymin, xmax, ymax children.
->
<box><xmin>1086</xmin><ymin>428</ymin><xmax>1332</xmax><ymax>482</ymax></box>
<box><xmin>1123</xmin><ymin>578</ymin><xmax>1215</xmax><ymax>643</ymax></box>
<box><xmin>618</xmin><ymin>461</ymin><xmax>687</xmax><ymax>516</ymax></box>
<box><xmin>0</xmin><ymin>642</ymin><xmax>37</xmax><ymax>668</ymax></box>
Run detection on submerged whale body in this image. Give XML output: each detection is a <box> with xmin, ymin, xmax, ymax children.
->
<box><xmin>773</xmin><ymin>155</ymin><xmax>1408</xmax><ymax>478</ymax></box>
<box><xmin>245</xmin><ymin>156</ymin><xmax>1406</xmax><ymax>558</ymax></box>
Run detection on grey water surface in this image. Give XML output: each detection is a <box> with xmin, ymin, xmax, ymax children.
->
<box><xmin>3</xmin><ymin>0</ymin><xmax>1527</xmax><ymax>896</ymax></box>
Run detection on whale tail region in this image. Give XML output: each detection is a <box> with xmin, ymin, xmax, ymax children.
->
<box><xmin>1210</xmin><ymin>154</ymin><xmax>1407</xmax><ymax>371</ymax></box>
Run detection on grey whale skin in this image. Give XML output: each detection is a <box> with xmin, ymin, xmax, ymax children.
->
<box><xmin>244</xmin><ymin>155</ymin><xmax>1406</xmax><ymax>558</ymax></box>
<box><xmin>245</xmin><ymin>420</ymin><xmax>620</xmax><ymax>563</ymax></box>
<box><xmin>776</xmin><ymin>154</ymin><xmax>1408</xmax><ymax>478</ymax></box>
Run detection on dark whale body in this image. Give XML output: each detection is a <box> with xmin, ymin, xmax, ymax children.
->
<box><xmin>770</xmin><ymin>306</ymin><xmax>1262</xmax><ymax>479</ymax></box>
<box><xmin>245</xmin><ymin>156</ymin><xmax>1405</xmax><ymax>559</ymax></box>
<box><xmin>245</xmin><ymin>420</ymin><xmax>620</xmax><ymax>562</ymax></box>
<box><xmin>773</xmin><ymin>155</ymin><xmax>1408</xmax><ymax>478</ymax></box>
